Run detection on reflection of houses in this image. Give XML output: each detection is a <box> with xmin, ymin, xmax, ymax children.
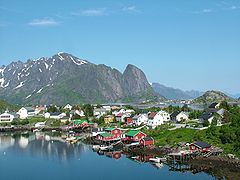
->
<box><xmin>0</xmin><ymin>112</ymin><xmax>15</xmax><ymax>122</ymax></box>
<box><xmin>105</xmin><ymin>151</ymin><xmax>122</xmax><ymax>160</ymax></box>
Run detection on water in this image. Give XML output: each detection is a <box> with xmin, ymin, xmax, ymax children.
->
<box><xmin>0</xmin><ymin>133</ymin><xmax>214</xmax><ymax>180</ymax></box>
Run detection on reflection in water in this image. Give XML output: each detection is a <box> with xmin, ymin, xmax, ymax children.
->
<box><xmin>0</xmin><ymin>132</ymin><xmax>87</xmax><ymax>162</ymax></box>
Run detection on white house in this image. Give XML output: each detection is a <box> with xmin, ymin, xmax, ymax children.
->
<box><xmin>147</xmin><ymin>111</ymin><xmax>170</xmax><ymax>129</ymax></box>
<box><xmin>170</xmin><ymin>111</ymin><xmax>189</xmax><ymax>122</ymax></box>
<box><xmin>0</xmin><ymin>112</ymin><xmax>14</xmax><ymax>123</ymax></box>
<box><xmin>93</xmin><ymin>108</ymin><xmax>109</xmax><ymax>116</ymax></box>
<box><xmin>44</xmin><ymin>112</ymin><xmax>66</xmax><ymax>119</ymax></box>
<box><xmin>116</xmin><ymin>113</ymin><xmax>130</xmax><ymax>123</ymax></box>
<box><xmin>133</xmin><ymin>114</ymin><xmax>148</xmax><ymax>126</ymax></box>
<box><xmin>17</xmin><ymin>107</ymin><xmax>36</xmax><ymax>119</ymax></box>
<box><xmin>63</xmin><ymin>104</ymin><xmax>72</xmax><ymax>110</ymax></box>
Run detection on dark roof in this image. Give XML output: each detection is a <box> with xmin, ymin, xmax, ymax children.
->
<box><xmin>142</xmin><ymin>137</ymin><xmax>154</xmax><ymax>141</ymax></box>
<box><xmin>209</xmin><ymin>102</ymin><xmax>219</xmax><ymax>109</ymax></box>
<box><xmin>170</xmin><ymin>111</ymin><xmax>180</xmax><ymax>118</ymax></box>
<box><xmin>50</xmin><ymin>112</ymin><xmax>62</xmax><ymax>116</ymax></box>
<box><xmin>148</xmin><ymin>112</ymin><xmax>157</xmax><ymax>119</ymax></box>
<box><xmin>192</xmin><ymin>141</ymin><xmax>211</xmax><ymax>148</ymax></box>
<box><xmin>200</xmin><ymin>112</ymin><xmax>214</xmax><ymax>120</ymax></box>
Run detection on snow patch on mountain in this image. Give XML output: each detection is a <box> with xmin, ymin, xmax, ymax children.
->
<box><xmin>37</xmin><ymin>88</ymin><xmax>43</xmax><ymax>93</ymax></box>
<box><xmin>39</xmin><ymin>68</ymin><xmax>42</xmax><ymax>72</ymax></box>
<box><xmin>44</xmin><ymin>62</ymin><xmax>49</xmax><ymax>69</ymax></box>
<box><xmin>26</xmin><ymin>94</ymin><xmax>31</xmax><ymax>99</ymax></box>
<box><xmin>14</xmin><ymin>81</ymin><xmax>24</xmax><ymax>89</ymax></box>
<box><xmin>0</xmin><ymin>78</ymin><xmax>5</xmax><ymax>87</ymax></box>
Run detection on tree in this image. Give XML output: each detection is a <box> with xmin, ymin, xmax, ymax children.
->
<box><xmin>82</xmin><ymin>104</ymin><xmax>93</xmax><ymax>117</ymax></box>
<box><xmin>47</xmin><ymin>105</ymin><xmax>59</xmax><ymax>113</ymax></box>
<box><xmin>203</xmin><ymin>119</ymin><xmax>209</xmax><ymax>127</ymax></box>
<box><xmin>220</xmin><ymin>101</ymin><xmax>230</xmax><ymax>111</ymax></box>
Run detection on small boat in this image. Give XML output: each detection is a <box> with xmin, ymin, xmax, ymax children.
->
<box><xmin>149</xmin><ymin>157</ymin><xmax>167</xmax><ymax>163</ymax></box>
<box><xmin>99</xmin><ymin>145</ymin><xmax>113</xmax><ymax>151</ymax></box>
<box><xmin>92</xmin><ymin>145</ymin><xmax>100</xmax><ymax>151</ymax></box>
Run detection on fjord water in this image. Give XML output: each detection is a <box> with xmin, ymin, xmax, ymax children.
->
<box><xmin>0</xmin><ymin>133</ymin><xmax>213</xmax><ymax>180</ymax></box>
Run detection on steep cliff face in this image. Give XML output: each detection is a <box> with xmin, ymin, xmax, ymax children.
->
<box><xmin>0</xmin><ymin>53</ymin><xmax>160</xmax><ymax>105</ymax></box>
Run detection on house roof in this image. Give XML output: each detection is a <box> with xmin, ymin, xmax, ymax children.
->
<box><xmin>148</xmin><ymin>112</ymin><xmax>157</xmax><ymax>119</ymax></box>
<box><xmin>105</xmin><ymin>127</ymin><xmax>115</xmax><ymax>131</ymax></box>
<box><xmin>170</xmin><ymin>111</ymin><xmax>180</xmax><ymax>118</ymax></box>
<box><xmin>50</xmin><ymin>112</ymin><xmax>62</xmax><ymax>116</ymax></box>
<box><xmin>142</xmin><ymin>137</ymin><xmax>154</xmax><ymax>141</ymax></box>
<box><xmin>126</xmin><ymin>130</ymin><xmax>140</xmax><ymax>137</ymax></box>
<box><xmin>94</xmin><ymin>108</ymin><xmax>108</xmax><ymax>112</ymax></box>
<box><xmin>99</xmin><ymin>132</ymin><xmax>113</xmax><ymax>137</ymax></box>
<box><xmin>116</xmin><ymin>113</ymin><xmax>124</xmax><ymax>117</ymax></box>
<box><xmin>200</xmin><ymin>112</ymin><xmax>214</xmax><ymax>120</ymax></box>
<box><xmin>209</xmin><ymin>102</ymin><xmax>219</xmax><ymax>109</ymax></box>
<box><xmin>192</xmin><ymin>141</ymin><xmax>211</xmax><ymax>148</ymax></box>
<box><xmin>73</xmin><ymin>119</ymin><xmax>88</xmax><ymax>125</ymax></box>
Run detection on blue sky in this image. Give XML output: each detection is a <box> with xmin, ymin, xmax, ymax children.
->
<box><xmin>0</xmin><ymin>0</ymin><xmax>240</xmax><ymax>94</ymax></box>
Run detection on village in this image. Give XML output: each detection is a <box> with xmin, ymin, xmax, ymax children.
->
<box><xmin>0</xmin><ymin>101</ymin><xmax>236</xmax><ymax>164</ymax></box>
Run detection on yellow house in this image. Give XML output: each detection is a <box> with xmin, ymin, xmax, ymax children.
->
<box><xmin>104</xmin><ymin>115</ymin><xmax>115</xmax><ymax>124</ymax></box>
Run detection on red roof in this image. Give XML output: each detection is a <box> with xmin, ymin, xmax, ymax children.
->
<box><xmin>116</xmin><ymin>113</ymin><xmax>124</xmax><ymax>117</ymax></box>
<box><xmin>148</xmin><ymin>112</ymin><xmax>157</xmax><ymax>119</ymax></box>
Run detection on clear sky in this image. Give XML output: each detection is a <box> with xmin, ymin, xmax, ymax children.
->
<box><xmin>0</xmin><ymin>0</ymin><xmax>240</xmax><ymax>94</ymax></box>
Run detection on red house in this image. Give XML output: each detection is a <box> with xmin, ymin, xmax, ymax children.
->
<box><xmin>135</xmin><ymin>154</ymin><xmax>154</xmax><ymax>163</ymax></box>
<box><xmin>140</xmin><ymin>137</ymin><xmax>154</xmax><ymax>147</ymax></box>
<box><xmin>189</xmin><ymin>141</ymin><xmax>212</xmax><ymax>153</ymax></box>
<box><xmin>125</xmin><ymin>130</ymin><xmax>146</xmax><ymax>142</ymax></box>
<box><xmin>105</xmin><ymin>127</ymin><xmax>122</xmax><ymax>139</ymax></box>
<box><xmin>124</xmin><ymin>117</ymin><xmax>133</xmax><ymax>125</ymax></box>
<box><xmin>96</xmin><ymin>133</ymin><xmax>115</xmax><ymax>141</ymax></box>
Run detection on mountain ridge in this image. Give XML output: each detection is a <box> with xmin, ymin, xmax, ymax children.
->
<box><xmin>0</xmin><ymin>52</ymin><xmax>161</xmax><ymax>105</ymax></box>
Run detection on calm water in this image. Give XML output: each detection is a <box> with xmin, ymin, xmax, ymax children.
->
<box><xmin>0</xmin><ymin>133</ymin><xmax>214</xmax><ymax>180</ymax></box>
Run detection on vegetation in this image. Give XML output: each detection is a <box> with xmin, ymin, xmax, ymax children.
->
<box><xmin>0</xmin><ymin>99</ymin><xmax>20</xmax><ymax>113</ymax></box>
<box><xmin>143</xmin><ymin>104</ymin><xmax>240</xmax><ymax>157</ymax></box>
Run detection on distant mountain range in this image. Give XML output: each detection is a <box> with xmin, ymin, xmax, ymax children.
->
<box><xmin>151</xmin><ymin>83</ymin><xmax>203</xmax><ymax>100</ymax></box>
<box><xmin>0</xmin><ymin>52</ymin><xmax>162</xmax><ymax>105</ymax></box>
<box><xmin>192</xmin><ymin>90</ymin><xmax>234</xmax><ymax>104</ymax></box>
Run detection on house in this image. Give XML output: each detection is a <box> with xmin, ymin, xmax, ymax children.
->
<box><xmin>70</xmin><ymin>109</ymin><xmax>85</xmax><ymax>117</ymax></box>
<box><xmin>0</xmin><ymin>112</ymin><xmax>14</xmax><ymax>123</ymax></box>
<box><xmin>147</xmin><ymin>110</ymin><xmax>170</xmax><ymax>129</ymax></box>
<box><xmin>96</xmin><ymin>133</ymin><xmax>115</xmax><ymax>141</ymax></box>
<box><xmin>105</xmin><ymin>127</ymin><xmax>122</xmax><ymax>139</ymax></box>
<box><xmin>93</xmin><ymin>108</ymin><xmax>109</xmax><ymax>116</ymax></box>
<box><xmin>116</xmin><ymin>113</ymin><xmax>130</xmax><ymax>123</ymax></box>
<box><xmin>44</xmin><ymin>112</ymin><xmax>66</xmax><ymax>119</ymax></box>
<box><xmin>17</xmin><ymin>107</ymin><xmax>36</xmax><ymax>119</ymax></box>
<box><xmin>209</xmin><ymin>102</ymin><xmax>220</xmax><ymax>109</ymax></box>
<box><xmin>63</xmin><ymin>104</ymin><xmax>72</xmax><ymax>110</ymax></box>
<box><xmin>125</xmin><ymin>130</ymin><xmax>146</xmax><ymax>142</ymax></box>
<box><xmin>92</xmin><ymin>127</ymin><xmax>105</xmax><ymax>137</ymax></box>
<box><xmin>104</xmin><ymin>115</ymin><xmax>115</xmax><ymax>124</ymax></box>
<box><xmin>124</xmin><ymin>116</ymin><xmax>133</xmax><ymax>125</ymax></box>
<box><xmin>189</xmin><ymin>141</ymin><xmax>212</xmax><ymax>153</ymax></box>
<box><xmin>72</xmin><ymin>119</ymin><xmax>89</xmax><ymax>127</ymax></box>
<box><xmin>170</xmin><ymin>111</ymin><xmax>189</xmax><ymax>122</ymax></box>
<box><xmin>132</xmin><ymin>114</ymin><xmax>148</xmax><ymax>126</ymax></box>
<box><xmin>200</xmin><ymin>112</ymin><xmax>214</xmax><ymax>124</ymax></box>
<box><xmin>140</xmin><ymin>137</ymin><xmax>154</xmax><ymax>147</ymax></box>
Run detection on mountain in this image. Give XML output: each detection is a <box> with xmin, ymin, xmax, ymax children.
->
<box><xmin>193</xmin><ymin>90</ymin><xmax>234</xmax><ymax>104</ymax></box>
<box><xmin>152</xmin><ymin>83</ymin><xmax>203</xmax><ymax>100</ymax></box>
<box><xmin>0</xmin><ymin>99</ymin><xmax>19</xmax><ymax>113</ymax></box>
<box><xmin>0</xmin><ymin>52</ymin><xmax>161</xmax><ymax>105</ymax></box>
